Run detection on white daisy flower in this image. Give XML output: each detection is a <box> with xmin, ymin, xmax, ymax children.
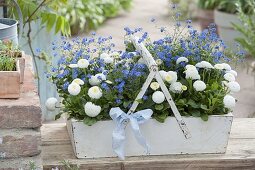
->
<box><xmin>69</xmin><ymin>64</ymin><xmax>78</xmax><ymax>68</ymax></box>
<box><xmin>100</xmin><ymin>53</ymin><xmax>110</xmax><ymax>59</ymax></box>
<box><xmin>214</xmin><ymin>64</ymin><xmax>224</xmax><ymax>70</ymax></box>
<box><xmin>152</xmin><ymin>91</ymin><xmax>165</xmax><ymax>104</ymax></box>
<box><xmin>224</xmin><ymin>73</ymin><xmax>235</xmax><ymax>82</ymax></box>
<box><xmin>45</xmin><ymin>97</ymin><xmax>58</xmax><ymax>111</ymax></box>
<box><xmin>165</xmin><ymin>71</ymin><xmax>178</xmax><ymax>84</ymax></box>
<box><xmin>84</xmin><ymin>102</ymin><xmax>101</xmax><ymax>117</ymax></box>
<box><xmin>169</xmin><ymin>82</ymin><xmax>183</xmax><ymax>93</ymax></box>
<box><xmin>150</xmin><ymin>82</ymin><xmax>160</xmax><ymax>91</ymax></box>
<box><xmin>176</xmin><ymin>57</ymin><xmax>188</xmax><ymax>64</ymax></box>
<box><xmin>89</xmin><ymin>75</ymin><xmax>101</xmax><ymax>86</ymax></box>
<box><xmin>103</xmin><ymin>56</ymin><xmax>114</xmax><ymax>64</ymax></box>
<box><xmin>185</xmin><ymin>64</ymin><xmax>197</xmax><ymax>70</ymax></box>
<box><xmin>227</xmin><ymin>81</ymin><xmax>240</xmax><ymax>93</ymax></box>
<box><xmin>196</xmin><ymin>61</ymin><xmax>214</xmax><ymax>69</ymax></box>
<box><xmin>77</xmin><ymin>59</ymin><xmax>89</xmax><ymax>68</ymax></box>
<box><xmin>193</xmin><ymin>80</ymin><xmax>206</xmax><ymax>91</ymax></box>
<box><xmin>223</xmin><ymin>95</ymin><xmax>236</xmax><ymax>109</ymax></box>
<box><xmin>159</xmin><ymin>70</ymin><xmax>167</xmax><ymax>78</ymax></box>
<box><xmin>226</xmin><ymin>70</ymin><xmax>237</xmax><ymax>77</ymax></box>
<box><xmin>68</xmin><ymin>82</ymin><xmax>81</xmax><ymax>95</ymax></box>
<box><xmin>222</xmin><ymin>63</ymin><xmax>231</xmax><ymax>71</ymax></box>
<box><xmin>88</xmin><ymin>86</ymin><xmax>103</xmax><ymax>99</ymax></box>
<box><xmin>185</xmin><ymin>69</ymin><xmax>201</xmax><ymax>80</ymax></box>
<box><xmin>72</xmin><ymin>78</ymin><xmax>84</xmax><ymax>85</ymax></box>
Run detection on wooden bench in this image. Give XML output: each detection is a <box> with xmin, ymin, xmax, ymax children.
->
<box><xmin>42</xmin><ymin>118</ymin><xmax>255</xmax><ymax>170</ymax></box>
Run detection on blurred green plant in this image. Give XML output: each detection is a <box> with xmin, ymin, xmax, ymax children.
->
<box><xmin>59</xmin><ymin>0</ymin><xmax>132</xmax><ymax>34</ymax></box>
<box><xmin>0</xmin><ymin>55</ymin><xmax>16</xmax><ymax>71</ymax></box>
<box><xmin>197</xmin><ymin>0</ymin><xmax>220</xmax><ymax>10</ymax></box>
<box><xmin>218</xmin><ymin>0</ymin><xmax>255</xmax><ymax>14</ymax></box>
<box><xmin>233</xmin><ymin>0</ymin><xmax>255</xmax><ymax>57</ymax></box>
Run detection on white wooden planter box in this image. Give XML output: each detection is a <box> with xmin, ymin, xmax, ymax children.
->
<box><xmin>67</xmin><ymin>113</ymin><xmax>233</xmax><ymax>159</ymax></box>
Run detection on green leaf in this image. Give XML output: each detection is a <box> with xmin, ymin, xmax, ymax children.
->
<box><xmin>191</xmin><ymin>110</ymin><xmax>200</xmax><ymax>117</ymax></box>
<box><xmin>55</xmin><ymin>16</ymin><xmax>63</xmax><ymax>34</ymax></box>
<box><xmin>136</xmin><ymin>98</ymin><xmax>143</xmax><ymax>104</ymax></box>
<box><xmin>123</xmin><ymin>101</ymin><xmax>132</xmax><ymax>108</ymax></box>
<box><xmin>155</xmin><ymin>104</ymin><xmax>164</xmax><ymax>111</ymax></box>
<box><xmin>83</xmin><ymin>117</ymin><xmax>97</xmax><ymax>126</ymax></box>
<box><xmin>187</xmin><ymin>99</ymin><xmax>200</xmax><ymax>109</ymax></box>
<box><xmin>46</xmin><ymin>13</ymin><xmax>57</xmax><ymax>32</ymax></box>
<box><xmin>200</xmin><ymin>104</ymin><xmax>209</xmax><ymax>110</ymax></box>
<box><xmin>55</xmin><ymin>113</ymin><xmax>62</xmax><ymax>120</ymax></box>
<box><xmin>154</xmin><ymin>111</ymin><xmax>168</xmax><ymax>123</ymax></box>
<box><xmin>201</xmin><ymin>114</ymin><xmax>209</xmax><ymax>121</ymax></box>
<box><xmin>211</xmin><ymin>82</ymin><xmax>219</xmax><ymax>90</ymax></box>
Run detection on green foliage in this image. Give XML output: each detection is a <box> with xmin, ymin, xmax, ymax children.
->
<box><xmin>233</xmin><ymin>0</ymin><xmax>255</xmax><ymax>57</ymax></box>
<box><xmin>218</xmin><ymin>0</ymin><xmax>255</xmax><ymax>14</ymax></box>
<box><xmin>59</xmin><ymin>0</ymin><xmax>132</xmax><ymax>34</ymax></box>
<box><xmin>9</xmin><ymin>0</ymin><xmax>71</xmax><ymax>36</ymax></box>
<box><xmin>198</xmin><ymin>0</ymin><xmax>220</xmax><ymax>10</ymax></box>
<box><xmin>0</xmin><ymin>40</ymin><xmax>20</xmax><ymax>71</ymax></box>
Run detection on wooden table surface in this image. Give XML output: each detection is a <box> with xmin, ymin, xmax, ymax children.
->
<box><xmin>41</xmin><ymin>118</ymin><xmax>255</xmax><ymax>170</ymax></box>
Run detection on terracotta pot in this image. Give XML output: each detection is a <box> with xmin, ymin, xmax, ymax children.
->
<box><xmin>197</xmin><ymin>9</ymin><xmax>215</xmax><ymax>31</ymax></box>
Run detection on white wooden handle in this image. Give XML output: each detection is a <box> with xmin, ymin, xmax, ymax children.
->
<box><xmin>128</xmin><ymin>35</ymin><xmax>191</xmax><ymax>139</ymax></box>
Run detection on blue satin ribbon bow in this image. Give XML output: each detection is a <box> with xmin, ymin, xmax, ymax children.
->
<box><xmin>109</xmin><ymin>107</ymin><xmax>153</xmax><ymax>160</ymax></box>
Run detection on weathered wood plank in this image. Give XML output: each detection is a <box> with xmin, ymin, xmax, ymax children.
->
<box><xmin>42</xmin><ymin>119</ymin><xmax>255</xmax><ymax>169</ymax></box>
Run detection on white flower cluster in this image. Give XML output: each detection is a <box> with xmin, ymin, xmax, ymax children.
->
<box><xmin>195</xmin><ymin>61</ymin><xmax>214</xmax><ymax>69</ymax></box>
<box><xmin>159</xmin><ymin>70</ymin><xmax>177</xmax><ymax>84</ymax></box>
<box><xmin>193</xmin><ymin>80</ymin><xmax>206</xmax><ymax>91</ymax></box>
<box><xmin>68</xmin><ymin>78</ymin><xmax>84</xmax><ymax>96</ymax></box>
<box><xmin>185</xmin><ymin>65</ymin><xmax>201</xmax><ymax>80</ymax></box>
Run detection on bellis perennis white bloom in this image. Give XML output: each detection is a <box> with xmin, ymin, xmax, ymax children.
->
<box><xmin>100</xmin><ymin>52</ymin><xmax>110</xmax><ymax>59</ymax></box>
<box><xmin>77</xmin><ymin>59</ymin><xmax>89</xmax><ymax>68</ymax></box>
<box><xmin>84</xmin><ymin>102</ymin><xmax>101</xmax><ymax>117</ymax></box>
<box><xmin>165</xmin><ymin>71</ymin><xmax>177</xmax><ymax>83</ymax></box>
<box><xmin>88</xmin><ymin>86</ymin><xmax>103</xmax><ymax>99</ymax></box>
<box><xmin>150</xmin><ymin>82</ymin><xmax>160</xmax><ymax>91</ymax></box>
<box><xmin>222</xmin><ymin>63</ymin><xmax>231</xmax><ymax>71</ymax></box>
<box><xmin>223</xmin><ymin>95</ymin><xmax>236</xmax><ymax>109</ymax></box>
<box><xmin>227</xmin><ymin>81</ymin><xmax>240</xmax><ymax>93</ymax></box>
<box><xmin>224</xmin><ymin>73</ymin><xmax>235</xmax><ymax>82</ymax></box>
<box><xmin>45</xmin><ymin>97</ymin><xmax>58</xmax><ymax>111</ymax></box>
<box><xmin>185</xmin><ymin>64</ymin><xmax>197</xmax><ymax>70</ymax></box>
<box><xmin>176</xmin><ymin>57</ymin><xmax>188</xmax><ymax>64</ymax></box>
<box><xmin>185</xmin><ymin>67</ymin><xmax>201</xmax><ymax>80</ymax></box>
<box><xmin>159</xmin><ymin>70</ymin><xmax>177</xmax><ymax>84</ymax></box>
<box><xmin>68</xmin><ymin>82</ymin><xmax>81</xmax><ymax>95</ymax></box>
<box><xmin>214</xmin><ymin>64</ymin><xmax>224</xmax><ymax>70</ymax></box>
<box><xmin>89</xmin><ymin>76</ymin><xmax>101</xmax><ymax>86</ymax></box>
<box><xmin>152</xmin><ymin>91</ymin><xmax>165</xmax><ymax>104</ymax></box>
<box><xmin>193</xmin><ymin>80</ymin><xmax>206</xmax><ymax>91</ymax></box>
<box><xmin>170</xmin><ymin>82</ymin><xmax>183</xmax><ymax>93</ymax></box>
<box><xmin>72</xmin><ymin>78</ymin><xmax>84</xmax><ymax>85</ymax></box>
<box><xmin>195</xmin><ymin>61</ymin><xmax>214</xmax><ymax>69</ymax></box>
<box><xmin>226</xmin><ymin>70</ymin><xmax>237</xmax><ymax>77</ymax></box>
<box><xmin>100</xmin><ymin>52</ymin><xmax>114</xmax><ymax>64</ymax></box>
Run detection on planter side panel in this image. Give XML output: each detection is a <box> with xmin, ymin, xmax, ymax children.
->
<box><xmin>0</xmin><ymin>72</ymin><xmax>20</xmax><ymax>98</ymax></box>
<box><xmin>68</xmin><ymin>114</ymin><xmax>233</xmax><ymax>158</ymax></box>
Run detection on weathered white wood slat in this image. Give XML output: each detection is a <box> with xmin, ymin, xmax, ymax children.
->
<box><xmin>129</xmin><ymin>35</ymin><xmax>191</xmax><ymax>139</ymax></box>
<box><xmin>42</xmin><ymin>118</ymin><xmax>255</xmax><ymax>169</ymax></box>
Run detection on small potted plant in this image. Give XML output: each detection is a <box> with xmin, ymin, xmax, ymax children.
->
<box><xmin>214</xmin><ymin>0</ymin><xmax>254</xmax><ymax>48</ymax></box>
<box><xmin>0</xmin><ymin>40</ymin><xmax>25</xmax><ymax>98</ymax></box>
<box><xmin>197</xmin><ymin>0</ymin><xmax>219</xmax><ymax>30</ymax></box>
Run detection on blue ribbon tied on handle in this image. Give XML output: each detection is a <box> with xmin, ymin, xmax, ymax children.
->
<box><xmin>109</xmin><ymin>107</ymin><xmax>153</xmax><ymax>160</ymax></box>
